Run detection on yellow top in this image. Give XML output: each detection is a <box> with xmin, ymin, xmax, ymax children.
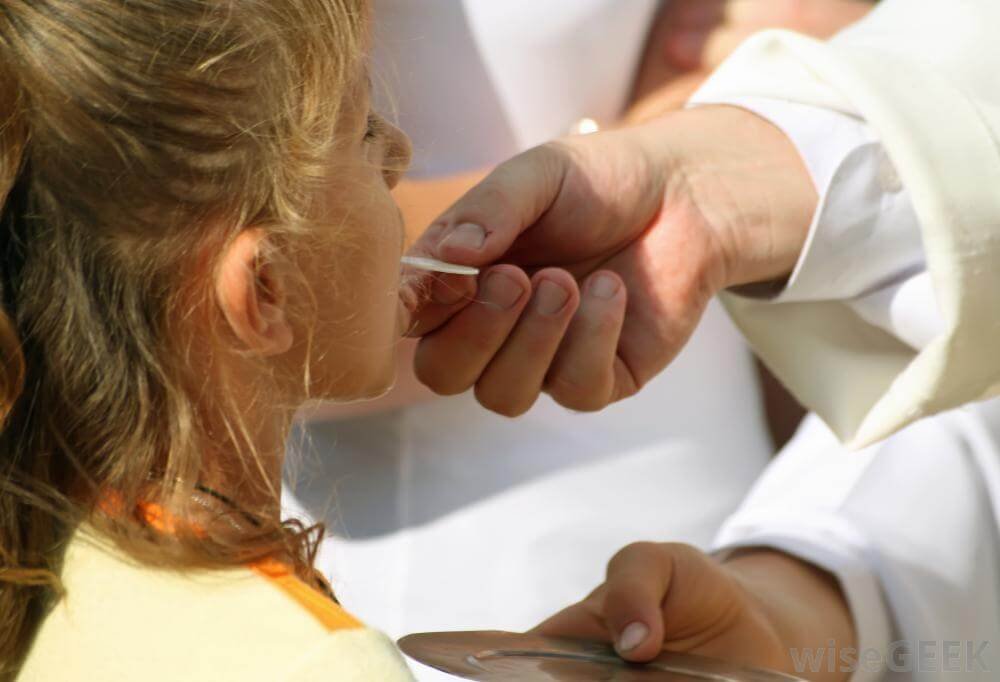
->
<box><xmin>18</xmin><ymin>528</ymin><xmax>414</xmax><ymax>681</ymax></box>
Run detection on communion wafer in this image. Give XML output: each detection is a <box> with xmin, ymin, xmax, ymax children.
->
<box><xmin>401</xmin><ymin>256</ymin><xmax>480</xmax><ymax>276</ymax></box>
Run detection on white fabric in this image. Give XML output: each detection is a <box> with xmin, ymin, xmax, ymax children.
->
<box><xmin>689</xmin><ymin>0</ymin><xmax>1000</xmax><ymax>448</ymax></box>
<box><xmin>696</xmin><ymin>95</ymin><xmax>945</xmax><ymax>349</ymax></box>
<box><xmin>371</xmin><ymin>0</ymin><xmax>658</xmax><ymax>177</ymax></box>
<box><xmin>851</xmin><ymin>272</ymin><xmax>942</xmax><ymax>352</ymax></box>
<box><xmin>715</xmin><ymin>405</ymin><xmax>1000</xmax><ymax>681</ymax></box>
<box><xmin>284</xmin><ymin>2</ymin><xmax>773</xmax><ymax>680</ymax></box>
<box><xmin>724</xmin><ymin>99</ymin><xmax>922</xmax><ymax>302</ymax></box>
<box><xmin>695</xmin><ymin>9</ymin><xmax>1000</xmax><ymax>679</ymax></box>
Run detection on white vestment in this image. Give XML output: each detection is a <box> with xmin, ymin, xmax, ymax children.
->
<box><xmin>691</xmin><ymin>2</ymin><xmax>1000</xmax><ymax>679</ymax></box>
<box><xmin>693</xmin><ymin>0</ymin><xmax>1000</xmax><ymax>448</ymax></box>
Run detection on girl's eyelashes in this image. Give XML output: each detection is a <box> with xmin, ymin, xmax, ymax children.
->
<box><xmin>364</xmin><ymin>112</ymin><xmax>382</xmax><ymax>143</ymax></box>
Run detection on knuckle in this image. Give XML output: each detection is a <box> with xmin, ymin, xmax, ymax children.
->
<box><xmin>587</xmin><ymin>306</ymin><xmax>623</xmax><ymax>335</ymax></box>
<box><xmin>610</xmin><ymin>381</ymin><xmax>639</xmax><ymax>404</ymax></box>
<box><xmin>546</xmin><ymin>373</ymin><xmax>608</xmax><ymax>412</ymax></box>
<box><xmin>519</xmin><ymin>331</ymin><xmax>559</xmax><ymax>358</ymax></box>
<box><xmin>472</xmin><ymin>181</ymin><xmax>518</xmax><ymax>228</ymax></box>
<box><xmin>608</xmin><ymin>541</ymin><xmax>659</xmax><ymax>572</ymax></box>
<box><xmin>659</xmin><ymin>541</ymin><xmax>697</xmax><ymax>561</ymax></box>
<box><xmin>420</xmin><ymin>373</ymin><xmax>470</xmax><ymax>397</ymax></box>
<box><xmin>533</xmin><ymin>141</ymin><xmax>575</xmax><ymax>196</ymax></box>
<box><xmin>414</xmin><ymin>351</ymin><xmax>474</xmax><ymax>396</ymax></box>
<box><xmin>610</xmin><ymin>357</ymin><xmax>643</xmax><ymax>403</ymax></box>
<box><xmin>475</xmin><ymin>383</ymin><xmax>534</xmax><ymax>418</ymax></box>
<box><xmin>538</xmin><ymin>139</ymin><xmax>577</xmax><ymax>166</ymax></box>
<box><xmin>463</xmin><ymin>326</ymin><xmax>504</xmax><ymax>357</ymax></box>
<box><xmin>576</xmin><ymin>320</ymin><xmax>618</xmax><ymax>350</ymax></box>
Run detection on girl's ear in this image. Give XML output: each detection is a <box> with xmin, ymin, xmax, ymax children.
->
<box><xmin>215</xmin><ymin>228</ymin><xmax>293</xmax><ymax>356</ymax></box>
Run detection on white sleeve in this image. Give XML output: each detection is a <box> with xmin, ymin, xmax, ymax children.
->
<box><xmin>714</xmin><ymin>404</ymin><xmax>1000</xmax><ymax>680</ymax></box>
<box><xmin>680</xmin><ymin>0</ymin><xmax>1000</xmax><ymax>447</ymax></box>
<box><xmin>688</xmin><ymin>95</ymin><xmax>945</xmax><ymax>350</ymax></box>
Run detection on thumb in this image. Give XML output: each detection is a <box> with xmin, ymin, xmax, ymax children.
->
<box><xmin>413</xmin><ymin>143</ymin><xmax>569</xmax><ymax>269</ymax></box>
<box><xmin>600</xmin><ymin>542</ymin><xmax>676</xmax><ymax>662</ymax></box>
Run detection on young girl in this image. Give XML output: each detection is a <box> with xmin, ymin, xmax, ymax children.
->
<box><xmin>0</xmin><ymin>1</ymin><xmax>412</xmax><ymax>679</ymax></box>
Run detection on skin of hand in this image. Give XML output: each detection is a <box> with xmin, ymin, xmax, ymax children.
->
<box><xmin>402</xmin><ymin>106</ymin><xmax>817</xmax><ymax>416</ymax></box>
<box><xmin>533</xmin><ymin>543</ymin><xmax>856</xmax><ymax>682</ymax></box>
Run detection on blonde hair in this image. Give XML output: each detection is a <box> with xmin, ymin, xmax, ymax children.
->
<box><xmin>0</xmin><ymin>0</ymin><xmax>367</xmax><ymax>675</ymax></box>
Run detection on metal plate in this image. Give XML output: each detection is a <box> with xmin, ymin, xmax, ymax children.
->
<box><xmin>398</xmin><ymin>631</ymin><xmax>806</xmax><ymax>681</ymax></box>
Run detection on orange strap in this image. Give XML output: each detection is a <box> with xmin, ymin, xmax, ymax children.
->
<box><xmin>251</xmin><ymin>558</ymin><xmax>362</xmax><ymax>632</ymax></box>
<box><xmin>105</xmin><ymin>494</ymin><xmax>362</xmax><ymax>633</ymax></box>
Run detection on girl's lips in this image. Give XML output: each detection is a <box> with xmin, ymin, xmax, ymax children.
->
<box><xmin>396</xmin><ymin>294</ymin><xmax>415</xmax><ymax>337</ymax></box>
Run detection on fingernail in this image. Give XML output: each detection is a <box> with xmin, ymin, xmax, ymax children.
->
<box><xmin>482</xmin><ymin>271</ymin><xmax>524</xmax><ymax>310</ymax></box>
<box><xmin>589</xmin><ymin>274</ymin><xmax>620</xmax><ymax>300</ymax></box>
<box><xmin>440</xmin><ymin>223</ymin><xmax>486</xmax><ymax>252</ymax></box>
<box><xmin>432</xmin><ymin>277</ymin><xmax>467</xmax><ymax>306</ymax></box>
<box><xmin>534</xmin><ymin>279</ymin><xmax>570</xmax><ymax>316</ymax></box>
<box><xmin>617</xmin><ymin>622</ymin><xmax>649</xmax><ymax>653</ymax></box>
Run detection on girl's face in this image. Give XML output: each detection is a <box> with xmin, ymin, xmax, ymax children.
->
<box><xmin>290</xmin><ymin>78</ymin><xmax>412</xmax><ymax>403</ymax></box>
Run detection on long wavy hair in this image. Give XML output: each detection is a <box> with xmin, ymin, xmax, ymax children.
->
<box><xmin>0</xmin><ymin>0</ymin><xmax>366</xmax><ymax>675</ymax></box>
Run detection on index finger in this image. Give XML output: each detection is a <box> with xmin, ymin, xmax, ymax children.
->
<box><xmin>413</xmin><ymin>143</ymin><xmax>570</xmax><ymax>268</ymax></box>
<box><xmin>532</xmin><ymin>584</ymin><xmax>610</xmax><ymax>642</ymax></box>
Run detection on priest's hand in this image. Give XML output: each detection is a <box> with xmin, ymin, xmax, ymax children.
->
<box><xmin>402</xmin><ymin>106</ymin><xmax>815</xmax><ymax>416</ymax></box>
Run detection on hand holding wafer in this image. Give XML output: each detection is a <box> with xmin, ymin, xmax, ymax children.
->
<box><xmin>401</xmin><ymin>106</ymin><xmax>815</xmax><ymax>416</ymax></box>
